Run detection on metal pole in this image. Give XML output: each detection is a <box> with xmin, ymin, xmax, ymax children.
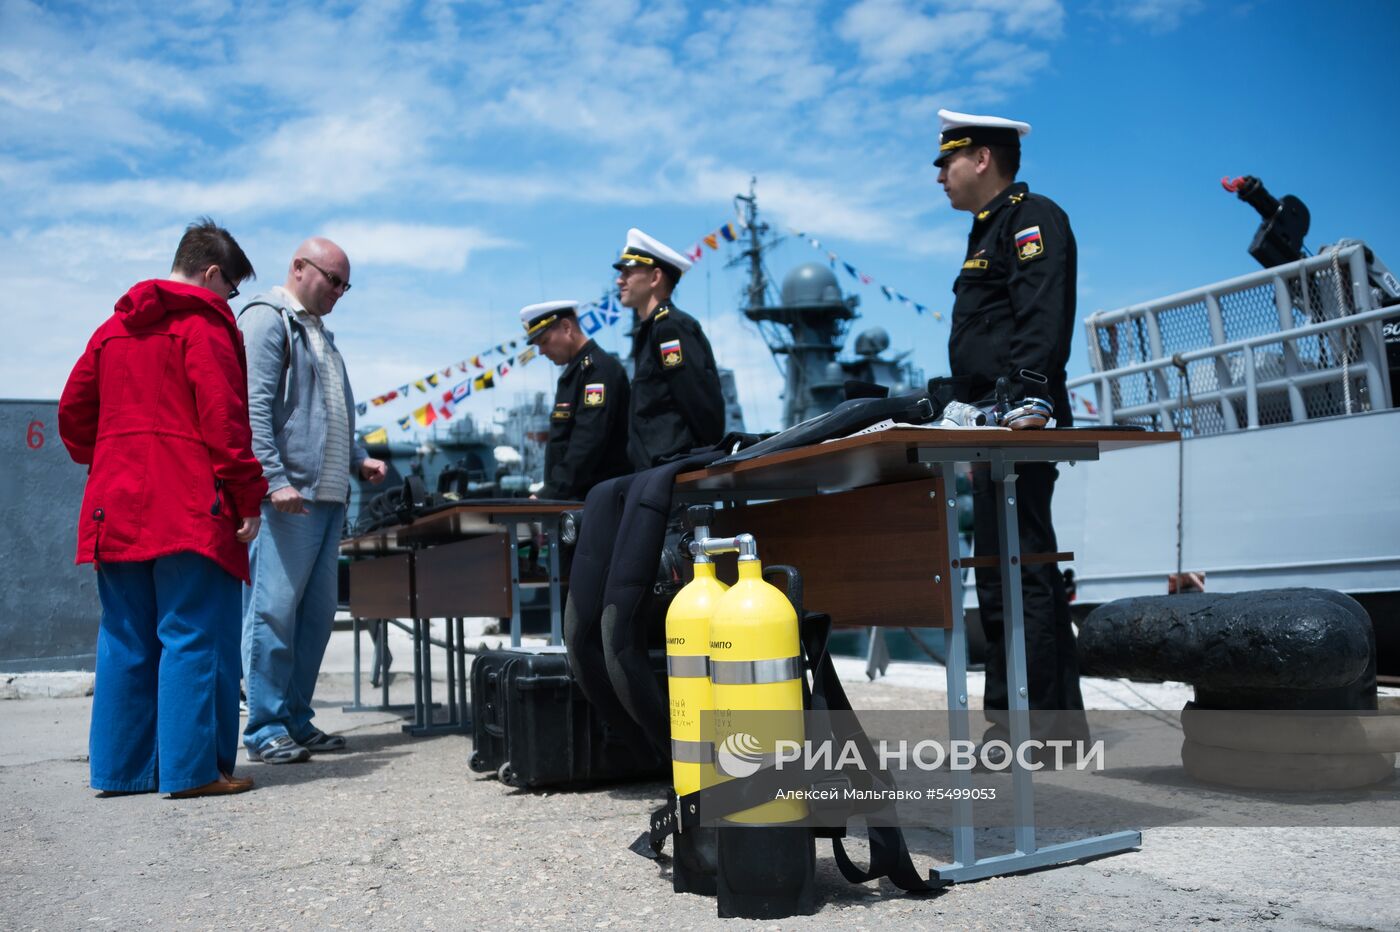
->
<box><xmin>991</xmin><ymin>453</ymin><xmax>1035</xmax><ymax>855</ymax></box>
<box><xmin>379</xmin><ymin>621</ymin><xmax>392</xmax><ymax>709</ymax></box>
<box><xmin>445</xmin><ymin>616</ymin><xmax>457</xmax><ymax>727</ymax></box>
<box><xmin>939</xmin><ymin>464</ymin><xmax>975</xmax><ymax>870</ymax></box>
<box><xmin>421</xmin><ymin>617</ymin><xmax>435</xmax><ymax>726</ymax></box>
<box><xmin>506</xmin><ymin>520</ymin><xmax>523</xmax><ymax>648</ymax></box>
<box><xmin>351</xmin><ymin>615</ymin><xmax>362</xmax><ymax>709</ymax></box>
<box><xmin>456</xmin><ymin>616</ymin><xmax>470</xmax><ymax>728</ymax></box>
<box><xmin>547</xmin><ymin>517</ymin><xmax>563</xmax><ymax>645</ymax></box>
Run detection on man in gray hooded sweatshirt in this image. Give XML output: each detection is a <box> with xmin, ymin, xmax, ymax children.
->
<box><xmin>238</xmin><ymin>237</ymin><xmax>386</xmax><ymax>764</ymax></box>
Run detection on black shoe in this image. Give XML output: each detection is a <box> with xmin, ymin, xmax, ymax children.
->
<box><xmin>299</xmin><ymin>729</ymin><xmax>347</xmax><ymax>753</ymax></box>
<box><xmin>248</xmin><ymin>734</ymin><xmax>311</xmax><ymax>764</ymax></box>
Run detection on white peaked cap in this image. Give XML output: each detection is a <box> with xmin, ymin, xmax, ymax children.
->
<box><xmin>519</xmin><ymin>299</ymin><xmax>579</xmax><ymax>340</ymax></box>
<box><xmin>934</xmin><ymin>109</ymin><xmax>1032</xmax><ymax>166</ymax></box>
<box><xmin>937</xmin><ymin>109</ymin><xmax>1032</xmax><ymax>137</ymax></box>
<box><xmin>612</xmin><ymin>227</ymin><xmax>692</xmax><ymax>277</ymax></box>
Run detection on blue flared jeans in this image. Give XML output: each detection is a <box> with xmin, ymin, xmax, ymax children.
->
<box><xmin>90</xmin><ymin>553</ymin><xmax>241</xmax><ymax>793</ymax></box>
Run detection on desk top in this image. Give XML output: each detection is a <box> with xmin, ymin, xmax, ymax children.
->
<box><xmin>341</xmin><ymin>500</ymin><xmax>581</xmax><ymax>555</ymax></box>
<box><xmin>674</xmin><ymin>427</ymin><xmax>1178</xmax><ymax>493</ymax></box>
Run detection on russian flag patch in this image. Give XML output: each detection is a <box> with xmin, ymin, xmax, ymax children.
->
<box><xmin>659</xmin><ymin>338</ymin><xmax>683</xmax><ymax>368</ymax></box>
<box><xmin>1015</xmin><ymin>225</ymin><xmax>1044</xmax><ymax>261</ymax></box>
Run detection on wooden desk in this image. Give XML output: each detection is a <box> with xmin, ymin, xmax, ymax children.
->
<box><xmin>674</xmin><ymin>426</ymin><xmax>1179</xmax><ymax>883</ymax></box>
<box><xmin>341</xmin><ymin>500</ymin><xmax>581</xmax><ymax>735</ymax></box>
<box><xmin>344</xmin><ymin>501</ymin><xmax>580</xmax><ymax>645</ymax></box>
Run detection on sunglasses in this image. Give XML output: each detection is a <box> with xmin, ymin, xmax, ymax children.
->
<box><xmin>299</xmin><ymin>257</ymin><xmax>352</xmax><ymax>293</ymax></box>
<box><xmin>217</xmin><ymin>267</ymin><xmax>240</xmax><ymax>301</ymax></box>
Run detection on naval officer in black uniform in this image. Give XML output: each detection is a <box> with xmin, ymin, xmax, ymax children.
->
<box><xmin>612</xmin><ymin>228</ymin><xmax>726</xmax><ymax>468</ymax></box>
<box><xmin>521</xmin><ymin>300</ymin><xmax>632</xmax><ymax>500</ymax></box>
<box><xmin>934</xmin><ymin>108</ymin><xmax>1087</xmax><ymax>747</ymax></box>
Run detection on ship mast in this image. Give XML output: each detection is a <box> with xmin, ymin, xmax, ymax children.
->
<box><xmin>734</xmin><ymin>176</ymin><xmax>770</xmax><ymax>311</ymax></box>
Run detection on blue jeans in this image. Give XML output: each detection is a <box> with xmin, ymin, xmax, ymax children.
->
<box><xmin>91</xmin><ymin>553</ymin><xmax>241</xmax><ymax>793</ymax></box>
<box><xmin>242</xmin><ymin>500</ymin><xmax>345</xmax><ymax>751</ymax></box>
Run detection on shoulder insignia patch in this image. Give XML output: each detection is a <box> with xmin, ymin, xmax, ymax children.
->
<box><xmin>1009</xmin><ymin>193</ymin><xmax>1025</xmax><ymax>204</ymax></box>
<box><xmin>1015</xmin><ymin>225</ymin><xmax>1044</xmax><ymax>261</ymax></box>
<box><xmin>653</xmin><ymin>307</ymin><xmax>670</xmax><ymax>320</ymax></box>
<box><xmin>976</xmin><ymin>210</ymin><xmax>990</xmax><ymax>221</ymax></box>
<box><xmin>583</xmin><ymin>382</ymin><xmax>605</xmax><ymax>406</ymax></box>
<box><xmin>659</xmin><ymin>338</ymin><xmax>683</xmax><ymax>368</ymax></box>
<box><xmin>582</xmin><ymin>354</ymin><xmax>593</xmax><ymax>369</ymax></box>
<box><xmin>962</xmin><ymin>259</ymin><xmax>989</xmax><ymax>270</ymax></box>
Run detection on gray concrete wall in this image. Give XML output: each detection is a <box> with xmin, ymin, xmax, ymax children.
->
<box><xmin>0</xmin><ymin>400</ymin><xmax>99</xmax><ymax>672</ymax></box>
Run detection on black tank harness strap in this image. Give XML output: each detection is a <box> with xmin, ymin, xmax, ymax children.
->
<box><xmin>633</xmin><ymin>594</ymin><xmax>946</xmax><ymax>895</ymax></box>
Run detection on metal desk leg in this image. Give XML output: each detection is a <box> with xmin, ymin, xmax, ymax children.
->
<box><xmin>456</xmin><ymin>617</ymin><xmax>470</xmax><ymax>728</ymax></box>
<box><xmin>379</xmin><ymin>621</ymin><xmax>392</xmax><ymax>708</ymax></box>
<box><xmin>405</xmin><ymin>618</ymin><xmax>426</xmax><ymax>733</ymax></box>
<box><xmin>934</xmin><ymin>463</ymin><xmax>976</xmax><ymax>876</ymax></box>
<box><xmin>341</xmin><ymin>615</ymin><xmax>365</xmax><ymax>712</ymax></box>
<box><xmin>352</xmin><ymin>615</ymin><xmax>361</xmax><ymax>707</ymax></box>
<box><xmin>506</xmin><ymin>520</ymin><xmax>523</xmax><ymax>648</ymax></box>
<box><xmin>343</xmin><ymin>618</ymin><xmax>414</xmax><ymax>716</ymax></box>
<box><xmin>406</xmin><ymin>618</ymin><xmax>470</xmax><ymax>737</ymax></box>
<box><xmin>932</xmin><ymin>454</ymin><xmax>1139</xmax><ymax>882</ymax></box>
<box><xmin>864</xmin><ymin>627</ymin><xmax>891</xmax><ymax>680</ymax></box>
<box><xmin>546</xmin><ymin>518</ymin><xmax>563</xmax><ymax>646</ymax></box>
<box><xmin>991</xmin><ymin>455</ymin><xmax>1036</xmax><ymax>855</ymax></box>
<box><xmin>445</xmin><ymin>616</ymin><xmax>458</xmax><ymax>727</ymax></box>
<box><xmin>421</xmin><ymin>619</ymin><xmax>435</xmax><ymax>724</ymax></box>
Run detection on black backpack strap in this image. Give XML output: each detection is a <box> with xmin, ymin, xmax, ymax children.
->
<box><xmin>800</xmin><ymin>614</ymin><xmax>946</xmax><ymax>893</ymax></box>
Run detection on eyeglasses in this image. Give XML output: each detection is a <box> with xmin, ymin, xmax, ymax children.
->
<box><xmin>217</xmin><ymin>267</ymin><xmax>240</xmax><ymax>301</ymax></box>
<box><xmin>299</xmin><ymin>257</ymin><xmax>352</xmax><ymax>293</ymax></box>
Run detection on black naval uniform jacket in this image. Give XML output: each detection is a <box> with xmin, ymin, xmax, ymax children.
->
<box><xmin>627</xmin><ymin>302</ymin><xmax>725</xmax><ymax>469</ymax></box>
<box><xmin>543</xmin><ymin>339</ymin><xmax>632</xmax><ymax>500</ymax></box>
<box><xmin>949</xmin><ymin>181</ymin><xmax>1077</xmax><ymax>422</ymax></box>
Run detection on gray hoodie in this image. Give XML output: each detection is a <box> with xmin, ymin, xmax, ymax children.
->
<box><xmin>238</xmin><ymin>288</ymin><xmax>367</xmax><ymax>499</ymax></box>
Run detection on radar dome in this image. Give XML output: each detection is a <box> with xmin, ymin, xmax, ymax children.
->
<box><xmin>780</xmin><ymin>262</ymin><xmax>844</xmax><ymax>307</ymax></box>
<box><xmin>853</xmin><ymin>327</ymin><xmax>891</xmax><ymax>357</ymax></box>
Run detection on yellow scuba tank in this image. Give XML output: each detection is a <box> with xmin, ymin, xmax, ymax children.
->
<box><xmin>707</xmin><ymin>534</ymin><xmax>806</xmax><ymax>825</ymax></box>
<box><xmin>664</xmin><ymin>506</ymin><xmax>728</xmax><ymax>896</ymax></box>
<box><xmin>666</xmin><ymin>507</ymin><xmax>728</xmax><ymax>801</ymax></box>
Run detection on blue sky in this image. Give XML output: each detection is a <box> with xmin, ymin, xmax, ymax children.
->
<box><xmin>3</xmin><ymin>0</ymin><xmax>1397</xmax><ymax>434</ymax></box>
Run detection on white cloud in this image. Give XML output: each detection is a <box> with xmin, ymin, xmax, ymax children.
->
<box><xmin>1107</xmin><ymin>0</ymin><xmax>1204</xmax><ymax>31</ymax></box>
<box><xmin>38</xmin><ymin>104</ymin><xmax>427</xmax><ymax>219</ymax></box>
<box><xmin>0</xmin><ymin>0</ymin><xmax>1072</xmax><ymax>401</ymax></box>
<box><xmin>837</xmin><ymin>0</ymin><xmax>1063</xmax><ymax>84</ymax></box>
<box><xmin>319</xmin><ymin>221</ymin><xmax>516</xmax><ymax>273</ymax></box>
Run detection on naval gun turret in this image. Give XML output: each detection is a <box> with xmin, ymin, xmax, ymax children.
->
<box><xmin>745</xmin><ymin>262</ymin><xmax>922</xmax><ymax>428</ymax></box>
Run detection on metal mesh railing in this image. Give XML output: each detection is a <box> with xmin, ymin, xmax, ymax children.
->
<box><xmin>1075</xmin><ymin>243</ymin><xmax>1392</xmax><ymax>437</ymax></box>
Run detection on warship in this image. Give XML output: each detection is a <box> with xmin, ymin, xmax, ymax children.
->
<box><xmin>274</xmin><ymin>177</ymin><xmax>1400</xmax><ymax>679</ymax></box>
<box><xmin>1057</xmin><ymin>177</ymin><xmax>1400</xmax><ymax>676</ymax></box>
<box><xmin>708</xmin><ymin>178</ymin><xmax>1400</xmax><ymax>678</ymax></box>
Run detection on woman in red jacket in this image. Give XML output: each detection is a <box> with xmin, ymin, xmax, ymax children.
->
<box><xmin>59</xmin><ymin>219</ymin><xmax>268</xmax><ymax>799</ymax></box>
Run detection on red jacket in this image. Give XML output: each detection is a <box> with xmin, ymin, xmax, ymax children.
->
<box><xmin>59</xmin><ymin>280</ymin><xmax>269</xmax><ymax>582</ymax></box>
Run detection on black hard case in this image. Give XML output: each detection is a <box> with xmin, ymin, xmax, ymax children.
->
<box><xmin>468</xmin><ymin>647</ymin><xmax>666</xmax><ymax>788</ymax></box>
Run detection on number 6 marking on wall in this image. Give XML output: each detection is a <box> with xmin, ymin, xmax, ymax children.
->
<box><xmin>26</xmin><ymin>420</ymin><xmax>45</xmax><ymax>450</ymax></box>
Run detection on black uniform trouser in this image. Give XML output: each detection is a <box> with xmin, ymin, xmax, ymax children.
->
<box><xmin>972</xmin><ymin>461</ymin><xmax>1087</xmax><ymax>743</ymax></box>
<box><xmin>564</xmin><ymin>449</ymin><xmax>724</xmax><ymax>758</ymax></box>
<box><xmin>565</xmin><ymin>474</ymin><xmax>642</xmax><ymax>746</ymax></box>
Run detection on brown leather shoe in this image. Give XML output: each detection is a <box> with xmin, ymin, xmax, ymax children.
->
<box><xmin>222</xmin><ymin>772</ymin><xmax>254</xmax><ymax>790</ymax></box>
<box><xmin>168</xmin><ymin>774</ymin><xmax>255</xmax><ymax>799</ymax></box>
